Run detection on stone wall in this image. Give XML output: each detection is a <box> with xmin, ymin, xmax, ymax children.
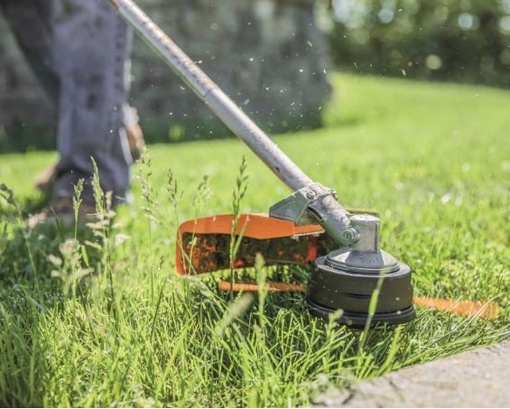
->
<box><xmin>0</xmin><ymin>0</ymin><xmax>332</xmax><ymax>151</ymax></box>
<box><xmin>0</xmin><ymin>12</ymin><xmax>57</xmax><ymax>152</ymax></box>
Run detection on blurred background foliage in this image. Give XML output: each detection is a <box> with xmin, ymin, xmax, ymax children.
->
<box><xmin>1</xmin><ymin>0</ymin><xmax>509</xmax><ymax>153</ymax></box>
<box><xmin>322</xmin><ymin>0</ymin><xmax>510</xmax><ymax>87</ymax></box>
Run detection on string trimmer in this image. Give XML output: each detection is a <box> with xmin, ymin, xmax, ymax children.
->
<box><xmin>106</xmin><ymin>0</ymin><xmax>499</xmax><ymax>325</ymax></box>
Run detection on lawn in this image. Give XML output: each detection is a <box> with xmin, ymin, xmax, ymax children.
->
<box><xmin>0</xmin><ymin>73</ymin><xmax>509</xmax><ymax>407</ymax></box>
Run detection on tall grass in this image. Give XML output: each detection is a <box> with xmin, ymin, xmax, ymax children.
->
<box><xmin>0</xmin><ymin>73</ymin><xmax>509</xmax><ymax>407</ymax></box>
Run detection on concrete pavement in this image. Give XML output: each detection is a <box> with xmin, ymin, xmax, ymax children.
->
<box><xmin>313</xmin><ymin>340</ymin><xmax>510</xmax><ymax>408</ymax></box>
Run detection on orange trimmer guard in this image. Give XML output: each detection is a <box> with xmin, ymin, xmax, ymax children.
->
<box><xmin>175</xmin><ymin>213</ymin><xmax>337</xmax><ymax>276</ymax></box>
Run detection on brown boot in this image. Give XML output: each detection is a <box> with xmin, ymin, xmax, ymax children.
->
<box><xmin>34</xmin><ymin>124</ymin><xmax>145</xmax><ymax>193</ymax></box>
<box><xmin>34</xmin><ymin>162</ymin><xmax>58</xmax><ymax>194</ymax></box>
<box><xmin>27</xmin><ymin>196</ymin><xmax>97</xmax><ymax>229</ymax></box>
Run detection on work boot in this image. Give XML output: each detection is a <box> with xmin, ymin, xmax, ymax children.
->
<box><xmin>27</xmin><ymin>196</ymin><xmax>97</xmax><ymax>229</ymax></box>
<box><xmin>34</xmin><ymin>124</ymin><xmax>145</xmax><ymax>194</ymax></box>
<box><xmin>34</xmin><ymin>162</ymin><xmax>58</xmax><ymax>195</ymax></box>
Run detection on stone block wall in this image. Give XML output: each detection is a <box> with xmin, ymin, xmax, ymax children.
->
<box><xmin>0</xmin><ymin>12</ymin><xmax>57</xmax><ymax>151</ymax></box>
<box><xmin>0</xmin><ymin>0</ymin><xmax>332</xmax><ymax>151</ymax></box>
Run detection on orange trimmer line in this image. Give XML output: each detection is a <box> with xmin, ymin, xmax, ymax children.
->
<box><xmin>218</xmin><ymin>280</ymin><xmax>500</xmax><ymax>320</ymax></box>
<box><xmin>412</xmin><ymin>296</ymin><xmax>500</xmax><ymax>320</ymax></box>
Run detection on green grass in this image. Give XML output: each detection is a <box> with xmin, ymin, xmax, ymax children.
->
<box><xmin>1</xmin><ymin>72</ymin><xmax>509</xmax><ymax>407</ymax></box>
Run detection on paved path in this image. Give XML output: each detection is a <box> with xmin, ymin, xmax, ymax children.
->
<box><xmin>313</xmin><ymin>341</ymin><xmax>510</xmax><ymax>408</ymax></box>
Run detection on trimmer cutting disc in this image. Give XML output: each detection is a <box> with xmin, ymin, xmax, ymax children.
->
<box><xmin>308</xmin><ymin>256</ymin><xmax>415</xmax><ymax>326</ymax></box>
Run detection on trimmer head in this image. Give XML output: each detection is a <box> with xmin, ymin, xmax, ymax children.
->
<box><xmin>307</xmin><ymin>214</ymin><xmax>415</xmax><ymax>326</ymax></box>
<box><xmin>308</xmin><ymin>257</ymin><xmax>415</xmax><ymax>326</ymax></box>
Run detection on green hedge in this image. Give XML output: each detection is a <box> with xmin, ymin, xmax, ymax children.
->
<box><xmin>327</xmin><ymin>0</ymin><xmax>510</xmax><ymax>87</ymax></box>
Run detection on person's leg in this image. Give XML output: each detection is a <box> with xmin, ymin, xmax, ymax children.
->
<box><xmin>2</xmin><ymin>0</ymin><xmax>144</xmax><ymax>202</ymax></box>
<box><xmin>51</xmin><ymin>0</ymin><xmax>134</xmax><ymax>204</ymax></box>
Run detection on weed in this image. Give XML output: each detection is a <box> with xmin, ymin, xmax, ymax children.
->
<box><xmin>228</xmin><ymin>155</ymin><xmax>249</xmax><ymax>295</ymax></box>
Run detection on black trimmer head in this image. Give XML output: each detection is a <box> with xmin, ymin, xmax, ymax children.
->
<box><xmin>307</xmin><ymin>214</ymin><xmax>415</xmax><ymax>326</ymax></box>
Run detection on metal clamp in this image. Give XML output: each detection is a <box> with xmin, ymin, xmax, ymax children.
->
<box><xmin>269</xmin><ymin>183</ymin><xmax>361</xmax><ymax>246</ymax></box>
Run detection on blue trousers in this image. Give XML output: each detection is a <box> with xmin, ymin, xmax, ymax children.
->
<box><xmin>1</xmin><ymin>0</ymin><xmax>137</xmax><ymax>203</ymax></box>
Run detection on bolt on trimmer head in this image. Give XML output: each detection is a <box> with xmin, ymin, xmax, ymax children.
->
<box><xmin>107</xmin><ymin>0</ymin><xmax>415</xmax><ymax>326</ymax></box>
